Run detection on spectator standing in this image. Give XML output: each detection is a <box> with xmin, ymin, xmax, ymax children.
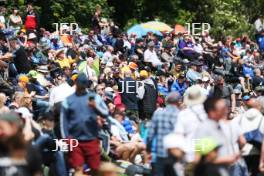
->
<box><xmin>24</xmin><ymin>4</ymin><xmax>38</xmax><ymax>32</ymax></box>
<box><xmin>119</xmin><ymin>70</ymin><xmax>139</xmax><ymax>123</ymax></box>
<box><xmin>195</xmin><ymin>97</ymin><xmax>247</xmax><ymax>176</ymax></box>
<box><xmin>60</xmin><ymin>73</ymin><xmax>109</xmax><ymax>175</ymax></box>
<box><xmin>138</xmin><ymin>70</ymin><xmax>158</xmax><ymax>120</ymax></box>
<box><xmin>174</xmin><ymin>85</ymin><xmax>207</xmax><ymax>176</ymax></box>
<box><xmin>8</xmin><ymin>7</ymin><xmax>22</xmax><ymax>34</ymax></box>
<box><xmin>147</xmin><ymin>92</ymin><xmax>182</xmax><ymax>176</ymax></box>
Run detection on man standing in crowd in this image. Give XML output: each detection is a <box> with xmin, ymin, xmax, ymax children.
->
<box><xmin>60</xmin><ymin>73</ymin><xmax>109</xmax><ymax>175</ymax></box>
<box><xmin>119</xmin><ymin>70</ymin><xmax>139</xmax><ymax>123</ymax></box>
<box><xmin>196</xmin><ymin>97</ymin><xmax>247</xmax><ymax>176</ymax></box>
<box><xmin>24</xmin><ymin>4</ymin><xmax>38</xmax><ymax>32</ymax></box>
<box><xmin>138</xmin><ymin>70</ymin><xmax>158</xmax><ymax>120</ymax></box>
<box><xmin>174</xmin><ymin>85</ymin><xmax>207</xmax><ymax>176</ymax></box>
<box><xmin>147</xmin><ymin>92</ymin><xmax>182</xmax><ymax>176</ymax></box>
<box><xmin>8</xmin><ymin>37</ymin><xmax>31</xmax><ymax>75</ymax></box>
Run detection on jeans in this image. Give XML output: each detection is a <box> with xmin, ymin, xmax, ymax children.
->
<box><xmin>152</xmin><ymin>157</ymin><xmax>177</xmax><ymax>176</ymax></box>
<box><xmin>229</xmin><ymin>159</ymin><xmax>249</xmax><ymax>176</ymax></box>
<box><xmin>55</xmin><ymin>151</ymin><xmax>67</xmax><ymax>175</ymax></box>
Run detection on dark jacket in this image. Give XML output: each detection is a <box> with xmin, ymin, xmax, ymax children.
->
<box><xmin>138</xmin><ymin>78</ymin><xmax>158</xmax><ymax>117</ymax></box>
<box><xmin>119</xmin><ymin>77</ymin><xmax>139</xmax><ymax>110</ymax></box>
<box><xmin>13</xmin><ymin>47</ymin><xmax>31</xmax><ymax>74</ymax></box>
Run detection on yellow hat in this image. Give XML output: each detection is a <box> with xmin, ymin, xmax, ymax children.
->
<box><xmin>71</xmin><ymin>74</ymin><xmax>78</xmax><ymax>82</ymax></box>
<box><xmin>21</xmin><ymin>28</ymin><xmax>26</xmax><ymax>33</ymax></box>
<box><xmin>18</xmin><ymin>75</ymin><xmax>29</xmax><ymax>83</ymax></box>
<box><xmin>140</xmin><ymin>70</ymin><xmax>148</xmax><ymax>78</ymax></box>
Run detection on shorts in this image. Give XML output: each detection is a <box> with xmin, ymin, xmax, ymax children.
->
<box><xmin>68</xmin><ymin>139</ymin><xmax>100</xmax><ymax>170</ymax></box>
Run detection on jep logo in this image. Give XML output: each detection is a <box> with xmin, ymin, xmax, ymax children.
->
<box><xmin>52</xmin><ymin>139</ymin><xmax>79</xmax><ymax>152</ymax></box>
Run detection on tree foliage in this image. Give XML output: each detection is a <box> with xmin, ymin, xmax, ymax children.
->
<box><xmin>3</xmin><ymin>0</ymin><xmax>264</xmax><ymax>38</ymax></box>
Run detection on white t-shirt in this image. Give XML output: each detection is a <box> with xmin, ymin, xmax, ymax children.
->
<box><xmin>174</xmin><ymin>104</ymin><xmax>208</xmax><ymax>162</ymax></box>
<box><xmin>144</xmin><ymin>49</ymin><xmax>162</xmax><ymax>66</ymax></box>
<box><xmin>49</xmin><ymin>83</ymin><xmax>75</xmax><ymax>106</ymax></box>
<box><xmin>111</xmin><ymin>124</ymin><xmax>129</xmax><ymax>142</ymax></box>
<box><xmin>195</xmin><ymin>119</ymin><xmax>242</xmax><ymax>157</ymax></box>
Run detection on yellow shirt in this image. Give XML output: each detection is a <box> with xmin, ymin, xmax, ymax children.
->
<box><xmin>55</xmin><ymin>58</ymin><xmax>75</xmax><ymax>68</ymax></box>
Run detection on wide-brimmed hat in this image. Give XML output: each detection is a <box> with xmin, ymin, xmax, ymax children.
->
<box><xmin>184</xmin><ymin>85</ymin><xmax>207</xmax><ymax>106</ymax></box>
<box><xmin>128</xmin><ymin>62</ymin><xmax>138</xmax><ymax>70</ymax></box>
<box><xmin>55</xmin><ymin>49</ymin><xmax>64</xmax><ymax>58</ymax></box>
<box><xmin>148</xmin><ymin>41</ymin><xmax>155</xmax><ymax>47</ymax></box>
<box><xmin>28</xmin><ymin>33</ymin><xmax>37</xmax><ymax>40</ymax></box>
<box><xmin>244</xmin><ymin>108</ymin><xmax>263</xmax><ymax>121</ymax></box>
<box><xmin>202</xmin><ymin>76</ymin><xmax>210</xmax><ymax>82</ymax></box>
<box><xmin>190</xmin><ymin>60</ymin><xmax>203</xmax><ymax>66</ymax></box>
<box><xmin>37</xmin><ymin>65</ymin><xmax>49</xmax><ymax>73</ymax></box>
<box><xmin>16</xmin><ymin>107</ymin><xmax>33</xmax><ymax>119</ymax></box>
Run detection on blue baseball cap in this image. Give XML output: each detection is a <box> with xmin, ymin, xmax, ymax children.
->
<box><xmin>243</xmin><ymin>95</ymin><xmax>251</xmax><ymax>101</ymax></box>
<box><xmin>76</xmin><ymin>73</ymin><xmax>89</xmax><ymax>87</ymax></box>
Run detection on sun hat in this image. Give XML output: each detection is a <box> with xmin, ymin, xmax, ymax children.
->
<box><xmin>128</xmin><ymin>62</ymin><xmax>138</xmax><ymax>70</ymax></box>
<box><xmin>184</xmin><ymin>85</ymin><xmax>207</xmax><ymax>106</ymax></box>
<box><xmin>16</xmin><ymin>107</ymin><xmax>33</xmax><ymax>119</ymax></box>
<box><xmin>148</xmin><ymin>41</ymin><xmax>155</xmax><ymax>47</ymax></box>
<box><xmin>28</xmin><ymin>33</ymin><xmax>37</xmax><ymax>40</ymax></box>
<box><xmin>202</xmin><ymin>76</ymin><xmax>209</xmax><ymax>82</ymax></box>
<box><xmin>139</xmin><ymin>70</ymin><xmax>148</xmax><ymax>78</ymax></box>
<box><xmin>37</xmin><ymin>65</ymin><xmax>49</xmax><ymax>73</ymax></box>
<box><xmin>55</xmin><ymin>49</ymin><xmax>65</xmax><ymax>58</ymax></box>
<box><xmin>105</xmin><ymin>87</ymin><xmax>114</xmax><ymax>92</ymax></box>
<box><xmin>244</xmin><ymin>108</ymin><xmax>263</xmax><ymax>121</ymax></box>
<box><xmin>195</xmin><ymin>137</ymin><xmax>221</xmax><ymax>156</ymax></box>
<box><xmin>18</xmin><ymin>75</ymin><xmax>29</xmax><ymax>83</ymax></box>
<box><xmin>27</xmin><ymin>70</ymin><xmax>38</xmax><ymax>79</ymax></box>
<box><xmin>190</xmin><ymin>60</ymin><xmax>203</xmax><ymax>66</ymax></box>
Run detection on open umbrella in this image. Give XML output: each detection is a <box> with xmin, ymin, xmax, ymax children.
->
<box><xmin>141</xmin><ymin>21</ymin><xmax>173</xmax><ymax>32</ymax></box>
<box><xmin>127</xmin><ymin>24</ymin><xmax>162</xmax><ymax>38</ymax></box>
<box><xmin>174</xmin><ymin>24</ymin><xmax>187</xmax><ymax>34</ymax></box>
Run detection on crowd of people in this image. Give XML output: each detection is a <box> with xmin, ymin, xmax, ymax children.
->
<box><xmin>1</xmin><ymin>3</ymin><xmax>264</xmax><ymax>176</ymax></box>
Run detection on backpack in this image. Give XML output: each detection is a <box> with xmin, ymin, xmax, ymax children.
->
<box><xmin>243</xmin><ymin>117</ymin><xmax>264</xmax><ymax>150</ymax></box>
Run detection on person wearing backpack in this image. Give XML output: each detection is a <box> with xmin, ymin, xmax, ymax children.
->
<box><xmin>137</xmin><ymin>70</ymin><xmax>158</xmax><ymax>120</ymax></box>
<box><xmin>238</xmin><ymin>108</ymin><xmax>264</xmax><ymax>176</ymax></box>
